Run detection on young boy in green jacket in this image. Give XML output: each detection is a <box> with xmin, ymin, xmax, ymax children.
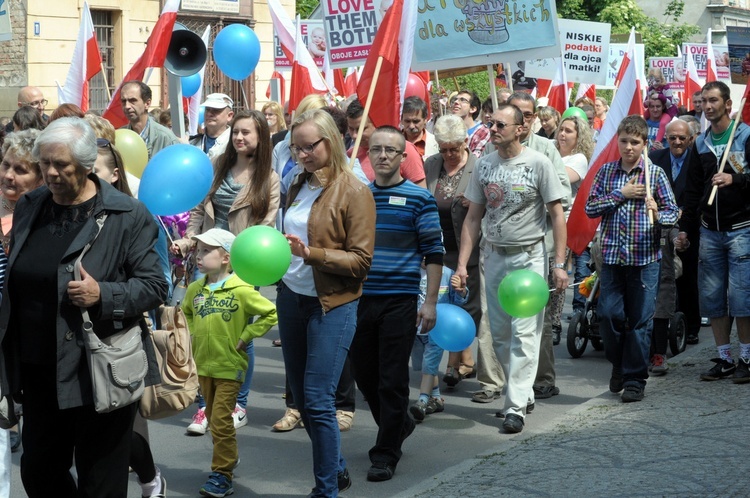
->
<box><xmin>182</xmin><ymin>228</ymin><xmax>278</xmax><ymax>497</ymax></box>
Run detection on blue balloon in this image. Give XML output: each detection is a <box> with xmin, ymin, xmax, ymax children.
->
<box><xmin>181</xmin><ymin>73</ymin><xmax>201</xmax><ymax>97</ymax></box>
<box><xmin>138</xmin><ymin>144</ymin><xmax>213</xmax><ymax>216</ymax></box>
<box><xmin>198</xmin><ymin>106</ymin><xmax>205</xmax><ymax>126</ymax></box>
<box><xmin>429</xmin><ymin>303</ymin><xmax>476</xmax><ymax>352</ymax></box>
<box><xmin>213</xmin><ymin>24</ymin><xmax>261</xmax><ymax>81</ymax></box>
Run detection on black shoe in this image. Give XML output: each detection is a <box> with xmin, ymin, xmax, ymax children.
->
<box><xmin>502</xmin><ymin>413</ymin><xmax>524</xmax><ymax>433</ymax></box>
<box><xmin>526</xmin><ymin>402</ymin><xmax>535</xmax><ymax>414</ymax></box>
<box><xmin>494</xmin><ymin>410</ymin><xmax>504</xmax><ymax>418</ymax></box>
<box><xmin>9</xmin><ymin>430</ymin><xmax>20</xmax><ymax>453</ymax></box>
<box><xmin>338</xmin><ymin>468</ymin><xmax>352</xmax><ymax>492</ymax></box>
<box><xmin>700</xmin><ymin>358</ymin><xmax>736</xmax><ymax>381</ymax></box>
<box><xmin>552</xmin><ymin>325</ymin><xmax>562</xmax><ymax>346</ymax></box>
<box><xmin>609</xmin><ymin>369</ymin><xmax>624</xmax><ymax>393</ymax></box>
<box><xmin>621</xmin><ymin>384</ymin><xmax>644</xmax><ymax>402</ymax></box>
<box><xmin>732</xmin><ymin>358</ymin><xmax>750</xmax><ymax>384</ymax></box>
<box><xmin>533</xmin><ymin>385</ymin><xmax>560</xmax><ymax>399</ymax></box>
<box><xmin>367</xmin><ymin>463</ymin><xmax>395</xmax><ymax>482</ymax></box>
<box><xmin>443</xmin><ymin>366</ymin><xmax>460</xmax><ymax>387</ymax></box>
<box><xmin>686</xmin><ymin>334</ymin><xmax>699</xmax><ymax>345</ymax></box>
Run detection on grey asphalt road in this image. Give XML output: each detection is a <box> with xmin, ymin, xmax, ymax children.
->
<box><xmin>9</xmin><ymin>288</ymin><xmax>699</xmax><ymax>497</ymax></box>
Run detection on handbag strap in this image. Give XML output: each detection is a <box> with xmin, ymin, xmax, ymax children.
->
<box><xmin>75</xmin><ymin>213</ymin><xmax>108</xmax><ymax>331</ymax></box>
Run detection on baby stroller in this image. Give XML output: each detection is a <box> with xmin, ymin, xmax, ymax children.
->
<box><xmin>566</xmin><ymin>235</ymin><xmax>686</xmax><ymax>358</ymax></box>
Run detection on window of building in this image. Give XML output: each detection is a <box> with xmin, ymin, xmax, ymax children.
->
<box><xmin>90</xmin><ymin>10</ymin><xmax>116</xmax><ymax>114</ymax></box>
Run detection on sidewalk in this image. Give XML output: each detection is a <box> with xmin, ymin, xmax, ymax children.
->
<box><xmin>401</xmin><ymin>335</ymin><xmax>750</xmax><ymax>498</ymax></box>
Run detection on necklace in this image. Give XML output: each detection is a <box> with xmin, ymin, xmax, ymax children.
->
<box><xmin>306</xmin><ymin>180</ymin><xmax>323</xmax><ymax>191</ymax></box>
<box><xmin>1</xmin><ymin>198</ymin><xmax>13</xmax><ymax>213</ymax></box>
<box><xmin>711</xmin><ymin>121</ymin><xmax>733</xmax><ymax>143</ymax></box>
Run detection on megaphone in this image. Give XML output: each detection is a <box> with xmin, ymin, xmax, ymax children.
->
<box><xmin>165</xmin><ymin>23</ymin><xmax>207</xmax><ymax>77</ymax></box>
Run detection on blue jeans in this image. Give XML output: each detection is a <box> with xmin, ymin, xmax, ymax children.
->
<box><xmin>277</xmin><ymin>284</ymin><xmax>356</xmax><ymax>497</ymax></box>
<box><xmin>197</xmin><ymin>340</ymin><xmax>254</xmax><ymax>410</ymax></box>
<box><xmin>572</xmin><ymin>248</ymin><xmax>592</xmax><ymax>311</ymax></box>
<box><xmin>598</xmin><ymin>262</ymin><xmax>660</xmax><ymax>387</ymax></box>
<box><xmin>698</xmin><ymin>226</ymin><xmax>750</xmax><ymax>318</ymax></box>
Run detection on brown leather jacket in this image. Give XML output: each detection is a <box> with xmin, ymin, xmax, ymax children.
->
<box><xmin>286</xmin><ymin>166</ymin><xmax>375</xmax><ymax>312</ymax></box>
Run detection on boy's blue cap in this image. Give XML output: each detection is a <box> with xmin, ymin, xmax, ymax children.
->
<box><xmin>192</xmin><ymin>228</ymin><xmax>235</xmax><ymax>253</ymax></box>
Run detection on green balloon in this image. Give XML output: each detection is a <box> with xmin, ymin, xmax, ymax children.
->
<box><xmin>230</xmin><ymin>226</ymin><xmax>291</xmax><ymax>286</ymax></box>
<box><xmin>561</xmin><ymin>106</ymin><xmax>588</xmax><ymax>122</ymax></box>
<box><xmin>497</xmin><ymin>269</ymin><xmax>550</xmax><ymax>318</ymax></box>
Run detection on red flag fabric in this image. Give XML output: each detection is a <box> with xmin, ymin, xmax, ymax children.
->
<box><xmin>102</xmin><ymin>0</ymin><xmax>179</xmax><ymax>128</ymax></box>
<box><xmin>289</xmin><ymin>19</ymin><xmax>326</xmax><ymax>112</ymax></box>
<box><xmin>333</xmin><ymin>69</ymin><xmax>347</xmax><ymax>97</ymax></box>
<box><xmin>567</xmin><ymin>28</ymin><xmax>642</xmax><ymax>255</ymax></box>
<box><xmin>344</xmin><ymin>67</ymin><xmax>359</xmax><ymax>97</ymax></box>
<box><xmin>547</xmin><ymin>58</ymin><xmax>569</xmax><ymax>114</ymax></box>
<box><xmin>575</xmin><ymin>83</ymin><xmax>596</xmax><ymax>103</ymax></box>
<box><xmin>684</xmin><ymin>47</ymin><xmax>702</xmax><ymax>112</ymax></box>
<box><xmin>706</xmin><ymin>29</ymin><xmax>718</xmax><ymax>84</ymax></box>
<box><xmin>356</xmin><ymin>0</ymin><xmax>418</xmax><ymax>127</ymax></box>
<box><xmin>58</xmin><ymin>2</ymin><xmax>101</xmax><ymax>112</ymax></box>
<box><xmin>536</xmin><ymin>79</ymin><xmax>552</xmax><ymax>99</ymax></box>
<box><xmin>265</xmin><ymin>71</ymin><xmax>286</xmax><ymax>103</ymax></box>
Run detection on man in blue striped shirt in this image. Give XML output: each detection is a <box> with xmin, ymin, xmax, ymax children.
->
<box><xmin>350</xmin><ymin>126</ymin><xmax>444</xmax><ymax>483</ymax></box>
<box><xmin>585</xmin><ymin>115</ymin><xmax>679</xmax><ymax>403</ymax></box>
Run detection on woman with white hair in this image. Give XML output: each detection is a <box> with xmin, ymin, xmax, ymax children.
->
<box><xmin>0</xmin><ymin>117</ymin><xmax>168</xmax><ymax>497</ymax></box>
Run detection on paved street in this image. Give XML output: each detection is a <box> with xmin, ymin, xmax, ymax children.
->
<box><xmin>7</xmin><ymin>288</ymin><xmax>748</xmax><ymax>497</ymax></box>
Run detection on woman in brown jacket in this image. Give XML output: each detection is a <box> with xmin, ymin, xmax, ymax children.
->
<box><xmin>280</xmin><ymin>109</ymin><xmax>375</xmax><ymax>496</ymax></box>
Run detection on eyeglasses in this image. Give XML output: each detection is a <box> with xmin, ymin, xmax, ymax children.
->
<box><xmin>290</xmin><ymin>138</ymin><xmax>324</xmax><ymax>155</ymax></box>
<box><xmin>369</xmin><ymin>145</ymin><xmax>403</xmax><ymax>157</ymax></box>
<box><xmin>485</xmin><ymin>120</ymin><xmax>521</xmax><ymax>130</ymax></box>
<box><xmin>667</xmin><ymin>135</ymin><xmax>688</xmax><ymax>141</ymax></box>
<box><xmin>521</xmin><ymin>112</ymin><xmax>535</xmax><ymax>119</ymax></box>
<box><xmin>439</xmin><ymin>146</ymin><xmax>463</xmax><ymax>154</ymax></box>
<box><xmin>451</xmin><ymin>97</ymin><xmax>470</xmax><ymax>105</ymax></box>
<box><xmin>20</xmin><ymin>99</ymin><xmax>48</xmax><ymax>107</ymax></box>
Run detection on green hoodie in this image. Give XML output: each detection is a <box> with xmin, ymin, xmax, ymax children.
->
<box><xmin>183</xmin><ymin>274</ymin><xmax>278</xmax><ymax>382</ymax></box>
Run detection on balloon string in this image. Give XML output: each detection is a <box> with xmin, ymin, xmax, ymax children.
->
<box><xmin>156</xmin><ymin>216</ymin><xmax>175</xmax><ymax>245</ymax></box>
<box><xmin>548</xmin><ymin>281</ymin><xmax>586</xmax><ymax>292</ymax></box>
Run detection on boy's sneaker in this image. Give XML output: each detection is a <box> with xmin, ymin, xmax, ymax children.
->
<box><xmin>200</xmin><ymin>472</ymin><xmax>233</xmax><ymax>497</ymax></box>
<box><xmin>700</xmin><ymin>358</ymin><xmax>736</xmax><ymax>381</ymax></box>
<box><xmin>187</xmin><ymin>407</ymin><xmax>208</xmax><ymax>435</ymax></box>
<box><xmin>409</xmin><ymin>400</ymin><xmax>427</xmax><ymax>421</ymax></box>
<box><xmin>649</xmin><ymin>354</ymin><xmax>669</xmax><ymax>376</ymax></box>
<box><xmin>621</xmin><ymin>384</ymin><xmax>645</xmax><ymax>403</ymax></box>
<box><xmin>426</xmin><ymin>396</ymin><xmax>444</xmax><ymax>414</ymax></box>
<box><xmin>732</xmin><ymin>357</ymin><xmax>750</xmax><ymax>384</ymax></box>
<box><xmin>231</xmin><ymin>405</ymin><xmax>247</xmax><ymax>429</ymax></box>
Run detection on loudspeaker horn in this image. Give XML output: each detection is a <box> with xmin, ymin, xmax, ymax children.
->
<box><xmin>164</xmin><ymin>23</ymin><xmax>207</xmax><ymax>77</ymax></box>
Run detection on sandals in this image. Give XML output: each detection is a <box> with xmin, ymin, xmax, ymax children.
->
<box><xmin>272</xmin><ymin>408</ymin><xmax>303</xmax><ymax>432</ymax></box>
<box><xmin>459</xmin><ymin>362</ymin><xmax>476</xmax><ymax>379</ymax></box>
<box><xmin>443</xmin><ymin>366</ymin><xmax>461</xmax><ymax>387</ymax></box>
<box><xmin>336</xmin><ymin>410</ymin><xmax>355</xmax><ymax>432</ymax></box>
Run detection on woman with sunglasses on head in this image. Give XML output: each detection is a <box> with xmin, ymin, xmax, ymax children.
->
<box><xmin>423</xmin><ymin>115</ymin><xmax>483</xmax><ymax>392</ymax></box>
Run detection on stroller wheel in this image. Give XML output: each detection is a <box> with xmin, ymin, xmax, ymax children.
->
<box><xmin>567</xmin><ymin>311</ymin><xmax>589</xmax><ymax>358</ymax></box>
<box><xmin>669</xmin><ymin>312</ymin><xmax>687</xmax><ymax>356</ymax></box>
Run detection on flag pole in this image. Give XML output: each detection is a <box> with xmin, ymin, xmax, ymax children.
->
<box><xmin>348</xmin><ymin>56</ymin><xmax>383</xmax><ymax>169</ymax></box>
<box><xmin>488</xmin><ymin>65</ymin><xmax>498</xmax><ymax>110</ymax></box>
<box><xmin>100</xmin><ymin>63</ymin><xmax>112</xmax><ymax>101</ymax></box>
<box><xmin>643</xmin><ymin>149</ymin><xmax>654</xmax><ymax>225</ymax></box>
<box><xmin>707</xmin><ymin>103</ymin><xmax>744</xmax><ymax>205</ymax></box>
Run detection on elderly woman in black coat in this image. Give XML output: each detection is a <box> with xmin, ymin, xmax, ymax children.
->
<box><xmin>0</xmin><ymin>117</ymin><xmax>167</xmax><ymax>497</ymax></box>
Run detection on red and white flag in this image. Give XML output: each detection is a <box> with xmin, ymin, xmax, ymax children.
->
<box><xmin>706</xmin><ymin>29</ymin><xmax>718</xmax><ymax>84</ymax></box>
<box><xmin>684</xmin><ymin>49</ymin><xmax>703</xmax><ymax>110</ymax></box>
<box><xmin>547</xmin><ymin>58</ymin><xmax>569</xmax><ymax>114</ymax></box>
<box><xmin>575</xmin><ymin>83</ymin><xmax>596</xmax><ymax>104</ymax></box>
<box><xmin>537</xmin><ymin>79</ymin><xmax>552</xmax><ymax>99</ymax></box>
<box><xmin>567</xmin><ymin>28</ymin><xmax>643</xmax><ymax>255</ymax></box>
<box><xmin>58</xmin><ymin>2</ymin><xmax>101</xmax><ymax>112</ymax></box>
<box><xmin>265</xmin><ymin>71</ymin><xmax>287</xmax><ymax>104</ymax></box>
<box><xmin>186</xmin><ymin>25</ymin><xmax>210</xmax><ymax>136</ymax></box>
<box><xmin>343</xmin><ymin>67</ymin><xmax>360</xmax><ymax>97</ymax></box>
<box><xmin>102</xmin><ymin>0</ymin><xmax>179</xmax><ymax>128</ymax></box>
<box><xmin>288</xmin><ymin>16</ymin><xmax>328</xmax><ymax>112</ymax></box>
<box><xmin>356</xmin><ymin>0</ymin><xmax>418</xmax><ymax>127</ymax></box>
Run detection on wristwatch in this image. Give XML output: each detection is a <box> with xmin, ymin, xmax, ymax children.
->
<box><xmin>552</xmin><ymin>263</ymin><xmax>565</xmax><ymax>270</ymax></box>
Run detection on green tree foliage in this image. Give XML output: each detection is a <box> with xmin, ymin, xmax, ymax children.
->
<box><xmin>297</xmin><ymin>0</ymin><xmax>318</xmax><ymax>18</ymax></box>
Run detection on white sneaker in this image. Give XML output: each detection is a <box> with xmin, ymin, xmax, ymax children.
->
<box><xmin>232</xmin><ymin>404</ymin><xmax>248</xmax><ymax>429</ymax></box>
<box><xmin>186</xmin><ymin>407</ymin><xmax>208</xmax><ymax>435</ymax></box>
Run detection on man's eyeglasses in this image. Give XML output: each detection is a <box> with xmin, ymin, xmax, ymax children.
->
<box><xmin>667</xmin><ymin>135</ymin><xmax>688</xmax><ymax>141</ymax></box>
<box><xmin>439</xmin><ymin>146</ymin><xmax>463</xmax><ymax>155</ymax></box>
<box><xmin>369</xmin><ymin>146</ymin><xmax>403</xmax><ymax>157</ymax></box>
<box><xmin>290</xmin><ymin>138</ymin><xmax>324</xmax><ymax>155</ymax></box>
<box><xmin>20</xmin><ymin>99</ymin><xmax>48</xmax><ymax>107</ymax></box>
<box><xmin>485</xmin><ymin>120</ymin><xmax>521</xmax><ymax>130</ymax></box>
<box><xmin>451</xmin><ymin>97</ymin><xmax>471</xmax><ymax>105</ymax></box>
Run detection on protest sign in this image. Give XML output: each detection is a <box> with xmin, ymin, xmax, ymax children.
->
<box><xmin>524</xmin><ymin>19</ymin><xmax>610</xmax><ymax>85</ymax></box>
<box><xmin>648</xmin><ymin>57</ymin><xmax>684</xmax><ymax>92</ymax></box>
<box><xmin>601</xmin><ymin>43</ymin><xmax>645</xmax><ymax>89</ymax></box>
<box><xmin>411</xmin><ymin>0</ymin><xmax>561</xmax><ymax>71</ymax></box>
<box><xmin>682</xmin><ymin>43</ymin><xmax>730</xmax><ymax>81</ymax></box>
<box><xmin>726</xmin><ymin>26</ymin><xmax>750</xmax><ymax>85</ymax></box>
<box><xmin>321</xmin><ymin>0</ymin><xmax>379</xmax><ymax>69</ymax></box>
<box><xmin>274</xmin><ymin>20</ymin><xmax>325</xmax><ymax>69</ymax></box>
<box><xmin>0</xmin><ymin>0</ymin><xmax>11</xmax><ymax>42</ymax></box>
<box><xmin>181</xmin><ymin>0</ymin><xmax>239</xmax><ymax>14</ymax></box>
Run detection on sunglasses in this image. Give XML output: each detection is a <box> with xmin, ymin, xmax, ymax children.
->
<box><xmin>485</xmin><ymin>120</ymin><xmax>521</xmax><ymax>130</ymax></box>
<box><xmin>667</xmin><ymin>135</ymin><xmax>688</xmax><ymax>141</ymax></box>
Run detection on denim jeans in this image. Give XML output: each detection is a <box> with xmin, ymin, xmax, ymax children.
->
<box><xmin>572</xmin><ymin>248</ymin><xmax>592</xmax><ymax>311</ymax></box>
<box><xmin>277</xmin><ymin>284</ymin><xmax>356</xmax><ymax>497</ymax></box>
<box><xmin>698</xmin><ymin>226</ymin><xmax>750</xmax><ymax>318</ymax></box>
<box><xmin>598</xmin><ymin>262</ymin><xmax>660</xmax><ymax>387</ymax></box>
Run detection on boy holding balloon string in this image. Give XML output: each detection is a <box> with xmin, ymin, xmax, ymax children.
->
<box><xmin>584</xmin><ymin>115</ymin><xmax>679</xmax><ymax>403</ymax></box>
<box><xmin>410</xmin><ymin>265</ymin><xmax>469</xmax><ymax>422</ymax></box>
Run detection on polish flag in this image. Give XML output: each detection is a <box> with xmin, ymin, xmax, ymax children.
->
<box><xmin>102</xmin><ymin>0</ymin><xmax>179</xmax><ymax>128</ymax></box>
<box><xmin>265</xmin><ymin>71</ymin><xmax>287</xmax><ymax>104</ymax></box>
<box><xmin>567</xmin><ymin>28</ymin><xmax>643</xmax><ymax>255</ymax></box>
<box><xmin>575</xmin><ymin>83</ymin><xmax>596</xmax><ymax>103</ymax></box>
<box><xmin>186</xmin><ymin>25</ymin><xmax>210</xmax><ymax>136</ymax></box>
<box><xmin>343</xmin><ymin>67</ymin><xmax>359</xmax><ymax>97</ymax></box>
<box><xmin>547</xmin><ymin>58</ymin><xmax>569</xmax><ymax>114</ymax></box>
<box><xmin>706</xmin><ymin>29</ymin><xmax>718</xmax><ymax>83</ymax></box>
<box><xmin>537</xmin><ymin>79</ymin><xmax>552</xmax><ymax>99</ymax></box>
<box><xmin>289</xmin><ymin>17</ymin><xmax>327</xmax><ymax>112</ymax></box>
<box><xmin>684</xmin><ymin>48</ymin><xmax>703</xmax><ymax>111</ymax></box>
<box><xmin>58</xmin><ymin>2</ymin><xmax>101</xmax><ymax>112</ymax></box>
<box><xmin>356</xmin><ymin>0</ymin><xmax>418</xmax><ymax>126</ymax></box>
